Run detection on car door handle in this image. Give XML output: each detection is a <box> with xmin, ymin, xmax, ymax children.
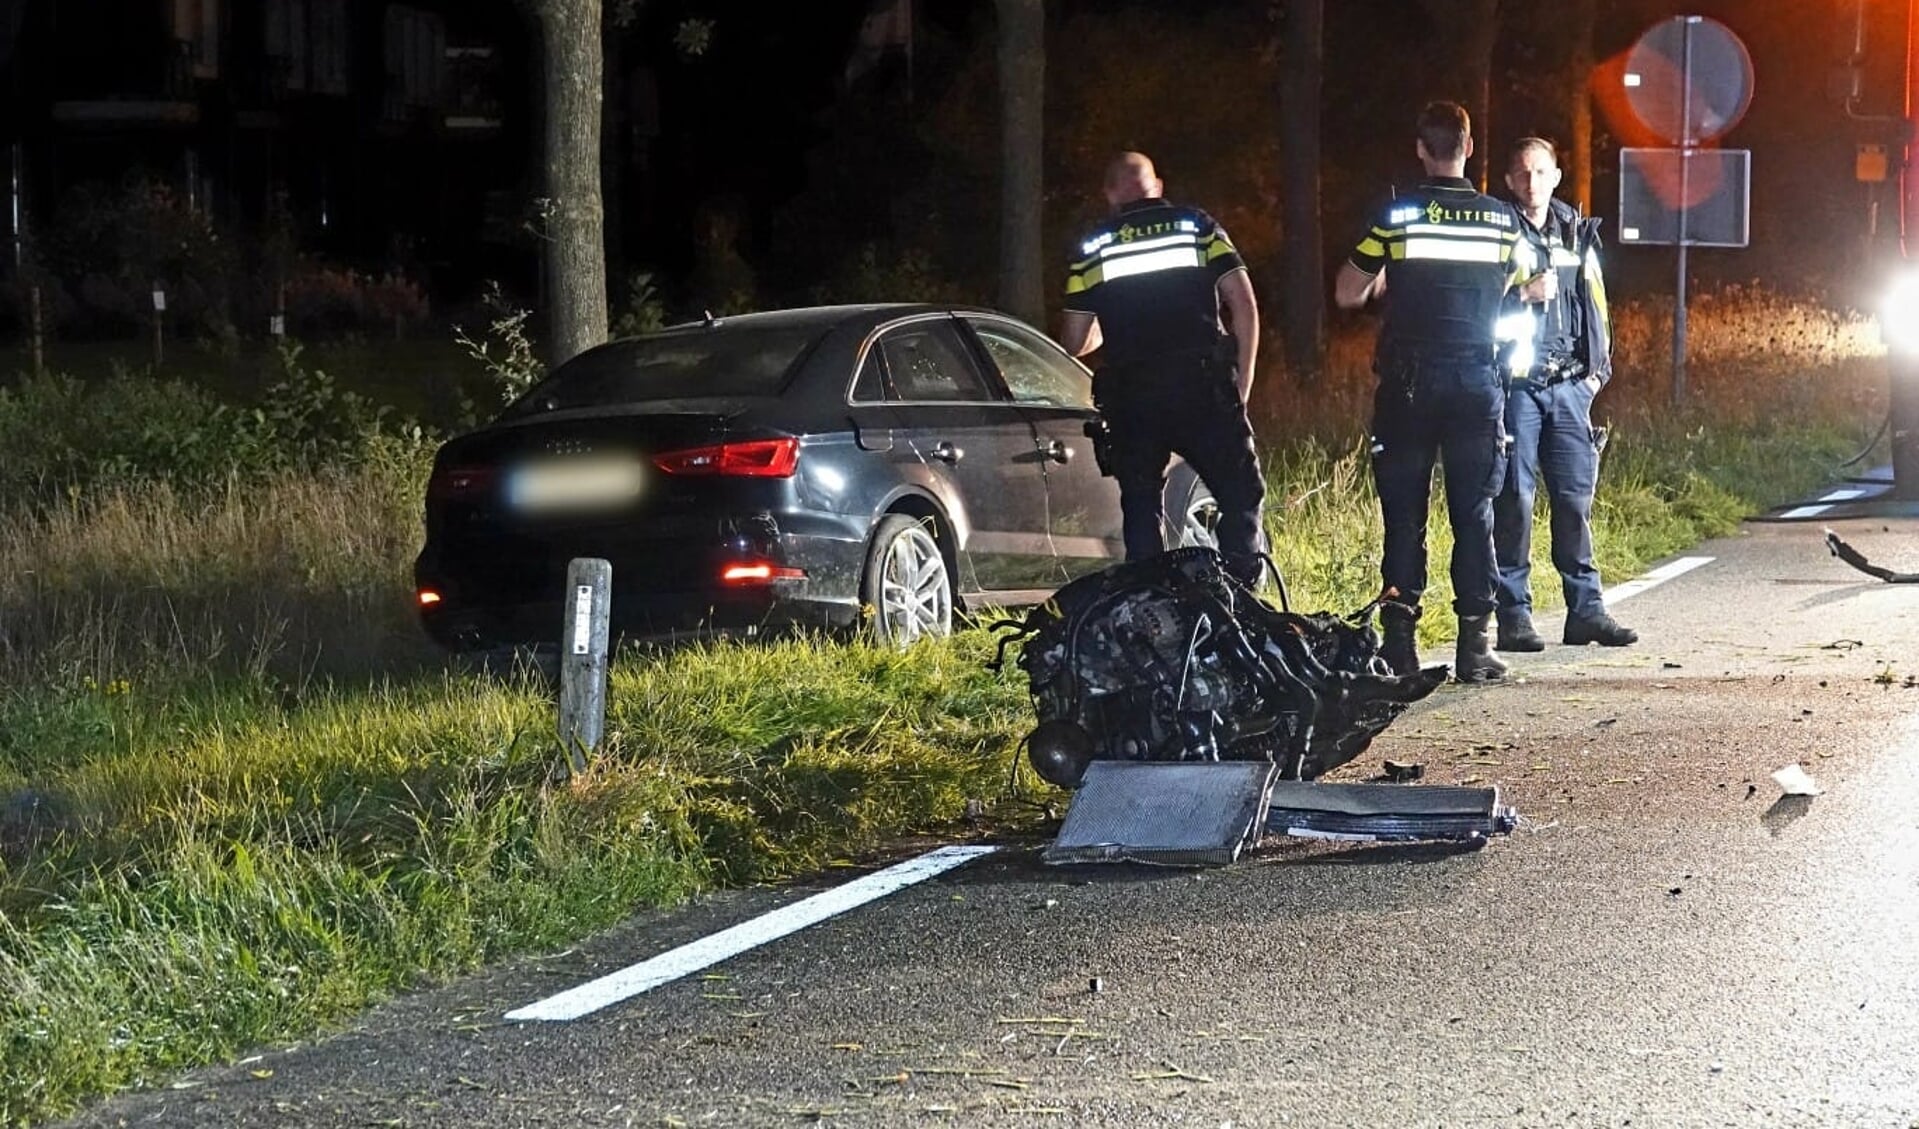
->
<box><xmin>1044</xmin><ymin>440</ymin><xmax>1073</xmax><ymax>465</ymax></box>
<box><xmin>930</xmin><ymin>441</ymin><xmax>964</xmax><ymax>464</ymax></box>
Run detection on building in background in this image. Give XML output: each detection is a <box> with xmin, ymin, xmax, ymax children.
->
<box><xmin>0</xmin><ymin>0</ymin><xmax>531</xmax><ymax>315</ymax></box>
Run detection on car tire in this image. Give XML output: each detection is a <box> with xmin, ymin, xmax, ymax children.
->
<box><xmin>862</xmin><ymin>514</ymin><xmax>954</xmax><ymax>646</ymax></box>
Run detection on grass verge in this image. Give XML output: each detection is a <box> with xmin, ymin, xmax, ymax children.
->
<box><xmin>0</xmin><ymin>636</ymin><xmax>1028</xmax><ymax>1122</ymax></box>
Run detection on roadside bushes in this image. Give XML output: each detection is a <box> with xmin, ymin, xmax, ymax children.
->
<box><xmin>32</xmin><ymin>180</ymin><xmax>236</xmax><ymax>342</ymax></box>
<box><xmin>0</xmin><ymin>343</ymin><xmax>428</xmax><ymax>505</ymax></box>
<box><xmin>0</xmin><ymin>345</ymin><xmax>436</xmax><ymax>687</ymax></box>
<box><xmin>19</xmin><ymin>177</ymin><xmax>433</xmax><ymax>347</ymax></box>
<box><xmin>283</xmin><ymin>264</ymin><xmax>431</xmax><ymax>340</ymax></box>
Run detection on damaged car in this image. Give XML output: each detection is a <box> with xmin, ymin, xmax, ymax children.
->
<box><xmin>415</xmin><ymin>304</ymin><xmax>1220</xmax><ymax>650</ymax></box>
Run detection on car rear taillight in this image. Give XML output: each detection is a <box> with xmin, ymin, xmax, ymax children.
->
<box><xmin>720</xmin><ymin>562</ymin><xmax>806</xmax><ymax>585</ymax></box>
<box><xmin>417</xmin><ymin>589</ymin><xmax>444</xmax><ymax>607</ymax></box>
<box><xmin>427</xmin><ymin>464</ymin><xmax>496</xmax><ymax>499</ymax></box>
<box><xmin>653</xmin><ymin>438</ymin><xmax>799</xmax><ymax>478</ymax></box>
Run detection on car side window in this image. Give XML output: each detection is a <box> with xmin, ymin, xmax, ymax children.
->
<box><xmin>969</xmin><ymin>319</ymin><xmax>1095</xmax><ymax>410</ymax></box>
<box><xmin>876</xmin><ymin>321</ymin><xmax>995</xmax><ymax>403</ymax></box>
<box><xmin>851</xmin><ymin>347</ymin><xmax>889</xmax><ymax>402</ymax></box>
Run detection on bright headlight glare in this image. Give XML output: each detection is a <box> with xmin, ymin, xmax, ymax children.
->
<box><xmin>1884</xmin><ymin>274</ymin><xmax>1919</xmax><ymax>353</ymax></box>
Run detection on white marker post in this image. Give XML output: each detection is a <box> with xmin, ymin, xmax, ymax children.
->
<box><xmin>559</xmin><ymin>558</ymin><xmax>612</xmax><ymax>776</ymax></box>
<box><xmin>150</xmin><ymin>283</ymin><xmax>165</xmax><ymax>369</ymax></box>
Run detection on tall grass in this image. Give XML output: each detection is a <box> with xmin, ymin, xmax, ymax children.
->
<box><xmin>0</xmin><ymin>289</ymin><xmax>1891</xmax><ymax>1122</ymax></box>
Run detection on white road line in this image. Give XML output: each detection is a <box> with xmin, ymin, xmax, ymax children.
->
<box><xmin>1778</xmin><ymin>488</ymin><xmax>1871</xmax><ymax>520</ymax></box>
<box><xmin>1601</xmin><ymin>555</ymin><xmax>1715</xmax><ymax>605</ymax></box>
<box><xmin>504</xmin><ymin>845</ymin><xmax>999</xmax><ymax>1023</ymax></box>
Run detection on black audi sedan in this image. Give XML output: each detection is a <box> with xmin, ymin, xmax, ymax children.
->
<box><xmin>414</xmin><ymin>304</ymin><xmax>1221</xmax><ymax>650</ymax></box>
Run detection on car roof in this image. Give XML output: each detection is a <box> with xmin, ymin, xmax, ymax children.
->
<box><xmin>637</xmin><ymin>303</ymin><xmax>1028</xmax><ymax>339</ymax></box>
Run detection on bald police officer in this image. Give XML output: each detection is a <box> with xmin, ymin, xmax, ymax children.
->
<box><xmin>1058</xmin><ymin>152</ymin><xmax>1266</xmax><ymax>587</ymax></box>
<box><xmin>1334</xmin><ymin>102</ymin><xmax>1522</xmax><ymax>683</ymax></box>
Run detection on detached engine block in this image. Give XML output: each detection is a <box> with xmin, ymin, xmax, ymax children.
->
<box><xmin>994</xmin><ymin>549</ymin><xmax>1447</xmax><ymax>786</ymax></box>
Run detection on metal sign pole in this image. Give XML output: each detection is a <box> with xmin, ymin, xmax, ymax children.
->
<box><xmin>558</xmin><ymin>557</ymin><xmax>613</xmax><ymax>776</ymax></box>
<box><xmin>1895</xmin><ymin>0</ymin><xmax>1919</xmax><ymax>498</ymax></box>
<box><xmin>1673</xmin><ymin>17</ymin><xmax>1696</xmax><ymax>407</ymax></box>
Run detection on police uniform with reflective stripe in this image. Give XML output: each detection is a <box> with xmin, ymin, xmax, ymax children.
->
<box><xmin>1348</xmin><ymin>176</ymin><xmax>1521</xmax><ymax>619</ymax></box>
<box><xmin>1065</xmin><ymin>198</ymin><xmax>1265</xmax><ymax>582</ymax></box>
<box><xmin>1493</xmin><ymin>197</ymin><xmax>1616</xmax><ymax>625</ymax></box>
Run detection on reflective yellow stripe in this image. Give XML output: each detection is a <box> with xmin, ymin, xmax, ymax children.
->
<box><xmin>1203</xmin><ymin>234</ymin><xmax>1237</xmax><ymax>263</ymax></box>
<box><xmin>1585</xmin><ymin>249</ymin><xmax>1610</xmax><ymax>337</ymax></box>
<box><xmin>1064</xmin><ymin>265</ymin><xmax>1103</xmax><ymax>295</ymax></box>
<box><xmin>1511</xmin><ymin>238</ymin><xmax>1540</xmax><ymax>276</ymax></box>
<box><xmin>1356</xmin><ymin>236</ymin><xmax>1387</xmax><ymax>258</ymax></box>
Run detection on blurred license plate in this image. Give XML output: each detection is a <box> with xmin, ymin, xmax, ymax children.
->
<box><xmin>508</xmin><ymin>458</ymin><xmax>645</xmax><ymax>511</ymax></box>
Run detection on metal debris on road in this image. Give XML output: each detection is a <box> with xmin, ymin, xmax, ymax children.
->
<box><xmin>1132</xmin><ymin>1063</ymin><xmax>1215</xmax><ymax>1084</ymax></box>
<box><xmin>1825</xmin><ymin>529</ymin><xmax>1919</xmax><ymax>583</ymax></box>
<box><xmin>1771</xmin><ymin>763</ymin><xmax>1825</xmax><ymax>797</ymax></box>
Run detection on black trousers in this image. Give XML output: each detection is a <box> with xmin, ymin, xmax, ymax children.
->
<box><xmin>1370</xmin><ymin>352</ymin><xmax>1508</xmax><ymax>618</ymax></box>
<box><xmin>1097</xmin><ymin>355</ymin><xmax>1266</xmax><ymax>585</ymax></box>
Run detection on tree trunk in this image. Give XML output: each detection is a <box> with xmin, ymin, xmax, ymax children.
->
<box><xmin>1568</xmin><ymin>0</ymin><xmax>1596</xmax><ymax>212</ymax></box>
<box><xmin>995</xmin><ymin>0</ymin><xmax>1045</xmax><ymax>326</ymax></box>
<box><xmin>1277</xmin><ymin>0</ymin><xmax>1324</xmax><ymax>383</ymax></box>
<box><xmin>531</xmin><ymin>0</ymin><xmax>608</xmax><ymax>366</ymax></box>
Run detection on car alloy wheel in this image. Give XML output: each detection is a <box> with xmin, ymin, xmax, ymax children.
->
<box><xmin>866</xmin><ymin>516</ymin><xmax>953</xmax><ymax>646</ymax></box>
<box><xmin>1176</xmin><ymin>480</ymin><xmax>1221</xmax><ymax>550</ymax></box>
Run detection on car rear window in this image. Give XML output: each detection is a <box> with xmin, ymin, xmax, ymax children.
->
<box><xmin>504</xmin><ymin>324</ymin><xmax>828</xmax><ymax>416</ymax></box>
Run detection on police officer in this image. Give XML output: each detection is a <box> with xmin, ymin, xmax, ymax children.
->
<box><xmin>1492</xmin><ymin>138</ymin><xmax>1637</xmax><ymax>651</ymax></box>
<box><xmin>1333</xmin><ymin>102</ymin><xmax>1521</xmax><ymax>683</ymax></box>
<box><xmin>1057</xmin><ymin>152</ymin><xmax>1266</xmax><ymax>587</ymax></box>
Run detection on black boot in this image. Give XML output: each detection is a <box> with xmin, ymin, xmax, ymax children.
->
<box><xmin>1454</xmin><ymin>614</ymin><xmax>1509</xmax><ymax>683</ymax></box>
<box><xmin>1496</xmin><ymin>608</ymin><xmax>1547</xmax><ymax>652</ymax></box>
<box><xmin>1378</xmin><ymin>600</ymin><xmax>1421</xmax><ymax>677</ymax></box>
<box><xmin>1564</xmin><ymin>611</ymin><xmax>1638</xmax><ymax>647</ymax></box>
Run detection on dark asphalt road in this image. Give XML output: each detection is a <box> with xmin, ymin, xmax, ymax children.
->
<box><xmin>66</xmin><ymin>519</ymin><xmax>1919</xmax><ymax>1128</ymax></box>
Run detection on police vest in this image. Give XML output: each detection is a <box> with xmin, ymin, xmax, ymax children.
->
<box><xmin>1348</xmin><ymin>177</ymin><xmax>1521</xmax><ymax>353</ymax></box>
<box><xmin>1063</xmin><ymin>199</ymin><xmax>1245</xmax><ymax>364</ymax></box>
<box><xmin>1504</xmin><ymin>199</ymin><xmax>1615</xmax><ymax>383</ymax></box>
